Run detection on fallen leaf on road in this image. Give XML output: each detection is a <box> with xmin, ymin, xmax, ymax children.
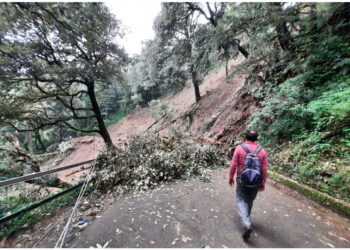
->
<box><xmin>181</xmin><ymin>235</ymin><xmax>192</xmax><ymax>243</ymax></box>
<box><xmin>103</xmin><ymin>241</ymin><xmax>111</xmax><ymax>248</ymax></box>
<box><xmin>328</xmin><ymin>231</ymin><xmax>350</xmax><ymax>243</ymax></box>
<box><xmin>162</xmin><ymin>224</ymin><xmax>168</xmax><ymax>231</ymax></box>
<box><xmin>175</xmin><ymin>222</ymin><xmax>182</xmax><ymax>236</ymax></box>
<box><xmin>171</xmin><ymin>238</ymin><xmax>179</xmax><ymax>245</ymax></box>
<box><xmin>318</xmin><ymin>238</ymin><xmax>335</xmax><ymax>248</ymax></box>
<box><xmin>94</xmin><ymin>240</ymin><xmax>111</xmax><ymax>248</ymax></box>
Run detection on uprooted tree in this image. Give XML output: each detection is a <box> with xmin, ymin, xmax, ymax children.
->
<box><xmin>0</xmin><ymin>2</ymin><xmax>128</xmax><ymax>148</ymax></box>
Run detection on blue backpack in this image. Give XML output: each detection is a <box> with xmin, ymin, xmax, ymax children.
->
<box><xmin>240</xmin><ymin>144</ymin><xmax>263</xmax><ymax>188</ymax></box>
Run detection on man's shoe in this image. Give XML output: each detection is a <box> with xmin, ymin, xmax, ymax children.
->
<box><xmin>242</xmin><ymin>226</ymin><xmax>252</xmax><ymax>241</ymax></box>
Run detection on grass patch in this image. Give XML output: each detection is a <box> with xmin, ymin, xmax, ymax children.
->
<box><xmin>105</xmin><ymin>109</ymin><xmax>126</xmax><ymax>127</ymax></box>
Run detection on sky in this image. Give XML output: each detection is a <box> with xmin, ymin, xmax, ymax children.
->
<box><xmin>104</xmin><ymin>1</ymin><xmax>162</xmax><ymax>56</ymax></box>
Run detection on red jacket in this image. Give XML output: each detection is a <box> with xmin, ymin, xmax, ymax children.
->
<box><xmin>229</xmin><ymin>141</ymin><xmax>268</xmax><ymax>182</ymax></box>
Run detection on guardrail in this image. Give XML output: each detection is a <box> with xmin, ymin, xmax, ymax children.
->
<box><xmin>0</xmin><ymin>159</ymin><xmax>96</xmax><ymax>225</ymax></box>
<box><xmin>0</xmin><ymin>159</ymin><xmax>95</xmax><ymax>188</ymax></box>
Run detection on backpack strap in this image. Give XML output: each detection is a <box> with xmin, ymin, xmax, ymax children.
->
<box><xmin>240</xmin><ymin>144</ymin><xmax>251</xmax><ymax>154</ymax></box>
<box><xmin>253</xmin><ymin>146</ymin><xmax>262</xmax><ymax>155</ymax></box>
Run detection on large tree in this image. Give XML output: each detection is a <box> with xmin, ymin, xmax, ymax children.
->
<box><xmin>0</xmin><ymin>3</ymin><xmax>128</xmax><ymax>148</ymax></box>
<box><xmin>154</xmin><ymin>3</ymin><xmax>228</xmax><ymax>102</ymax></box>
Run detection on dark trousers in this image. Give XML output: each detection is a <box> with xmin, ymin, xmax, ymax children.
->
<box><xmin>235</xmin><ymin>177</ymin><xmax>259</xmax><ymax>228</ymax></box>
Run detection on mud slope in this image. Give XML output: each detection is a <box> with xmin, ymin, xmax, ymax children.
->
<box><xmin>54</xmin><ymin>58</ymin><xmax>250</xmax><ymax>183</ymax></box>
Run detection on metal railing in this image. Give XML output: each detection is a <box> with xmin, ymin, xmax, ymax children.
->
<box><xmin>0</xmin><ymin>159</ymin><xmax>95</xmax><ymax>225</ymax></box>
<box><xmin>0</xmin><ymin>159</ymin><xmax>95</xmax><ymax>188</ymax></box>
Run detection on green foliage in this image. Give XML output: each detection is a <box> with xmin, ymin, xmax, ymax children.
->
<box><xmin>148</xmin><ymin>100</ymin><xmax>170</xmax><ymax>120</ymax></box>
<box><xmin>104</xmin><ymin>110</ymin><xmax>126</xmax><ymax>127</ymax></box>
<box><xmin>307</xmin><ymin>87</ymin><xmax>350</xmax><ymax>131</ymax></box>
<box><xmin>247</xmin><ymin>3</ymin><xmax>350</xmax><ymax>144</ymax></box>
<box><xmin>0</xmin><ymin>188</ymin><xmax>78</xmax><ymax>240</ymax></box>
<box><xmin>271</xmin><ymin>133</ymin><xmax>350</xmax><ymax>201</ymax></box>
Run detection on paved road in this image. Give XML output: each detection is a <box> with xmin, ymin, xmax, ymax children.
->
<box><xmin>67</xmin><ymin>170</ymin><xmax>350</xmax><ymax>248</ymax></box>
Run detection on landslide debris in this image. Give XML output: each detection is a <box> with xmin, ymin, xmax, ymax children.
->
<box><xmin>93</xmin><ymin>134</ymin><xmax>226</xmax><ymax>194</ymax></box>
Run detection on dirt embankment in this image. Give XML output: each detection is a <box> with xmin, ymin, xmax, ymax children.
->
<box><xmin>54</xmin><ymin>57</ymin><xmax>255</xmax><ymax>184</ymax></box>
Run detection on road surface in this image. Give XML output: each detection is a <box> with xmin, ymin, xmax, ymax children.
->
<box><xmin>67</xmin><ymin>169</ymin><xmax>350</xmax><ymax>248</ymax></box>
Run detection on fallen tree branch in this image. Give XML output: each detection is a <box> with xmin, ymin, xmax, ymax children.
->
<box><xmin>320</xmin><ymin>120</ymin><xmax>350</xmax><ymax>142</ymax></box>
<box><xmin>65</xmin><ymin>165</ymin><xmax>92</xmax><ymax>177</ymax></box>
<box><xmin>32</xmin><ymin>152</ymin><xmax>60</xmax><ymax>158</ymax></box>
<box><xmin>146</xmin><ymin>114</ymin><xmax>168</xmax><ymax>131</ymax></box>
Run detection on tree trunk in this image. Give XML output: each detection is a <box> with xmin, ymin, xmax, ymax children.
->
<box><xmin>190</xmin><ymin>64</ymin><xmax>201</xmax><ymax>102</ymax></box>
<box><xmin>276</xmin><ymin>21</ymin><xmax>292</xmax><ymax>51</ymax></box>
<box><xmin>34</xmin><ymin>130</ymin><xmax>46</xmax><ymax>153</ymax></box>
<box><xmin>26</xmin><ymin>123</ymin><xmax>35</xmax><ymax>154</ymax></box>
<box><xmin>225</xmin><ymin>59</ymin><xmax>229</xmax><ymax>83</ymax></box>
<box><xmin>238</xmin><ymin>44</ymin><xmax>249</xmax><ymax>58</ymax></box>
<box><xmin>87</xmin><ymin>81</ymin><xmax>114</xmax><ymax>148</ymax></box>
<box><xmin>274</xmin><ymin>3</ymin><xmax>293</xmax><ymax>51</ymax></box>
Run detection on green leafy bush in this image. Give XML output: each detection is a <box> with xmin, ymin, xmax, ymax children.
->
<box><xmin>307</xmin><ymin>87</ymin><xmax>350</xmax><ymax>130</ymax></box>
<box><xmin>93</xmin><ymin>134</ymin><xmax>225</xmax><ymax>194</ymax></box>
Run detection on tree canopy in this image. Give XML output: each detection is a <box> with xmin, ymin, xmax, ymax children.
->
<box><xmin>0</xmin><ymin>2</ymin><xmax>128</xmax><ymax>147</ymax></box>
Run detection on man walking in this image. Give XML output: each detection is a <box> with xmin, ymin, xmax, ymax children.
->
<box><xmin>228</xmin><ymin>130</ymin><xmax>268</xmax><ymax>240</ymax></box>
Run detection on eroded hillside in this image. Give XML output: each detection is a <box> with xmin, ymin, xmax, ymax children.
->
<box><xmin>53</xmin><ymin>58</ymin><xmax>253</xmax><ymax>184</ymax></box>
